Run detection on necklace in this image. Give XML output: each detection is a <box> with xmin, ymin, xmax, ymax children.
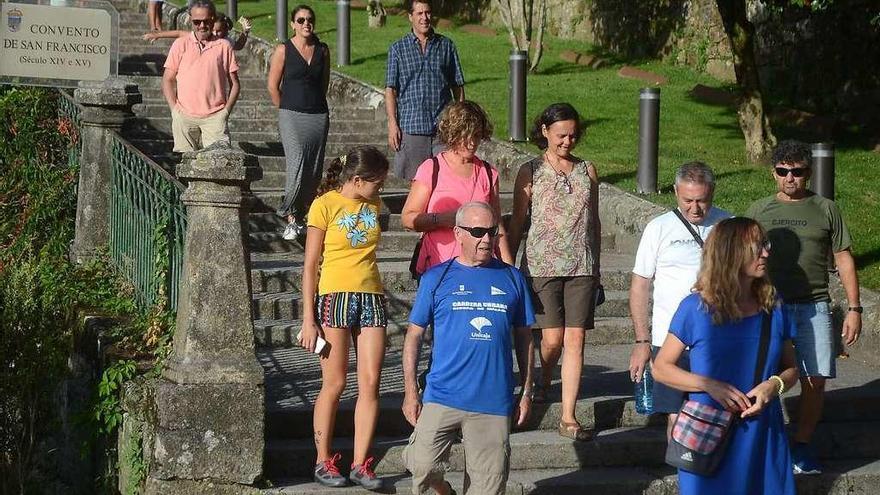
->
<box><xmin>544</xmin><ymin>152</ymin><xmax>573</xmax><ymax>194</ymax></box>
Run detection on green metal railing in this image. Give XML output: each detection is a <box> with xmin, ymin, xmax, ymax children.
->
<box><xmin>57</xmin><ymin>90</ymin><xmax>187</xmax><ymax>313</ymax></box>
<box><xmin>57</xmin><ymin>91</ymin><xmax>82</xmax><ymax>169</ymax></box>
<box><xmin>109</xmin><ymin>133</ymin><xmax>187</xmax><ymax>312</ymax></box>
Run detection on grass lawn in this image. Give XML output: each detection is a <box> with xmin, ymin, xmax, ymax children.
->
<box><xmin>218</xmin><ymin>0</ymin><xmax>880</xmax><ymax>290</ymax></box>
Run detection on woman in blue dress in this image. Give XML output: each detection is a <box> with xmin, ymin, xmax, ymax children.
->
<box><xmin>653</xmin><ymin>217</ymin><xmax>799</xmax><ymax>495</ymax></box>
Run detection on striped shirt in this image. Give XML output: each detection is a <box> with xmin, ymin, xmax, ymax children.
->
<box><xmin>385</xmin><ymin>31</ymin><xmax>465</xmax><ymax>135</ymax></box>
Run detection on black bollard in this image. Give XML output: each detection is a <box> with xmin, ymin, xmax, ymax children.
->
<box><xmin>337</xmin><ymin>0</ymin><xmax>351</xmax><ymax>66</ymax></box>
<box><xmin>228</xmin><ymin>0</ymin><xmax>237</xmax><ymax>27</ymax></box>
<box><xmin>637</xmin><ymin>88</ymin><xmax>660</xmax><ymax>194</ymax></box>
<box><xmin>508</xmin><ymin>50</ymin><xmax>528</xmax><ymax>141</ymax></box>
<box><xmin>811</xmin><ymin>142</ymin><xmax>835</xmax><ymax>200</ymax></box>
<box><xmin>276</xmin><ymin>0</ymin><xmax>288</xmax><ymax>41</ymax></box>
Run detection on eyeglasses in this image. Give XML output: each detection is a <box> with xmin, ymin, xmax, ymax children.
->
<box><xmin>457</xmin><ymin>225</ymin><xmax>499</xmax><ymax>238</ymax></box>
<box><xmin>191</xmin><ymin>18</ymin><xmax>212</xmax><ymax>26</ymax></box>
<box><xmin>295</xmin><ymin>17</ymin><xmax>315</xmax><ymax>24</ymax></box>
<box><xmin>756</xmin><ymin>239</ymin><xmax>772</xmax><ymax>254</ymax></box>
<box><xmin>774</xmin><ymin>167</ymin><xmax>808</xmax><ymax>178</ymax></box>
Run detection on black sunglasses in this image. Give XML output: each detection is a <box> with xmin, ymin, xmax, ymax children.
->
<box><xmin>295</xmin><ymin>16</ymin><xmax>315</xmax><ymax>24</ymax></box>
<box><xmin>191</xmin><ymin>18</ymin><xmax>212</xmax><ymax>26</ymax></box>
<box><xmin>457</xmin><ymin>225</ymin><xmax>499</xmax><ymax>238</ymax></box>
<box><xmin>774</xmin><ymin>167</ymin><xmax>808</xmax><ymax>178</ymax></box>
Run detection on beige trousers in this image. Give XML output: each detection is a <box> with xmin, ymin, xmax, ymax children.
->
<box><xmin>171</xmin><ymin>107</ymin><xmax>230</xmax><ymax>152</ymax></box>
<box><xmin>403</xmin><ymin>403</ymin><xmax>511</xmax><ymax>495</ymax></box>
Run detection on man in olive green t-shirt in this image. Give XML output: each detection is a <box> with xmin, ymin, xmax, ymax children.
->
<box><xmin>746</xmin><ymin>140</ymin><xmax>862</xmax><ymax>475</ymax></box>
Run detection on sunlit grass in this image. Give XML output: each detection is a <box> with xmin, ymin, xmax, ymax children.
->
<box><xmin>217</xmin><ymin>0</ymin><xmax>880</xmax><ymax>289</ymax></box>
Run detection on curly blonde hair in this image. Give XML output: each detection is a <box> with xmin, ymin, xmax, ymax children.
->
<box><xmin>436</xmin><ymin>100</ymin><xmax>494</xmax><ymax>149</ymax></box>
<box><xmin>694</xmin><ymin>217</ymin><xmax>776</xmax><ymax>324</ymax></box>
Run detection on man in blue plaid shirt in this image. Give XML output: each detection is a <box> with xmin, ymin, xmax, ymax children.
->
<box><xmin>385</xmin><ymin>0</ymin><xmax>465</xmax><ymax>180</ymax></box>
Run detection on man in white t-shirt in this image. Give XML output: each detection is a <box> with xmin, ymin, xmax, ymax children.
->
<box><xmin>628</xmin><ymin>161</ymin><xmax>731</xmax><ymax>437</ymax></box>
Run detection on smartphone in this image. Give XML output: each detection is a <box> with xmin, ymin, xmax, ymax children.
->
<box><xmin>297</xmin><ymin>329</ymin><xmax>327</xmax><ymax>354</ymax></box>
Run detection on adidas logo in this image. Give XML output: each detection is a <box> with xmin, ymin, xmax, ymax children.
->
<box><xmin>490</xmin><ymin>286</ymin><xmax>506</xmax><ymax>296</ymax></box>
<box><xmin>680</xmin><ymin>451</ymin><xmax>693</xmax><ymax>462</ymax></box>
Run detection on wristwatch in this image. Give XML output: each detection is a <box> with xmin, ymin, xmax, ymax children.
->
<box><xmin>848</xmin><ymin>306</ymin><xmax>864</xmax><ymax>314</ymax></box>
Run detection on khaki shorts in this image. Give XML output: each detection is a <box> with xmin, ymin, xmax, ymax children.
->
<box><xmin>403</xmin><ymin>403</ymin><xmax>510</xmax><ymax>495</ymax></box>
<box><xmin>171</xmin><ymin>107</ymin><xmax>230</xmax><ymax>152</ymax></box>
<box><xmin>529</xmin><ymin>275</ymin><xmax>598</xmax><ymax>329</ymax></box>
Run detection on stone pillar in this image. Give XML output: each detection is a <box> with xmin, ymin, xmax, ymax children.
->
<box><xmin>147</xmin><ymin>144</ymin><xmax>264</xmax><ymax>492</ymax></box>
<box><xmin>70</xmin><ymin>79</ymin><xmax>142</xmax><ymax>264</ymax></box>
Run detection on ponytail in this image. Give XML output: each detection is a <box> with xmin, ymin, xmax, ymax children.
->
<box><xmin>316</xmin><ymin>146</ymin><xmax>389</xmax><ymax>195</ymax></box>
<box><xmin>318</xmin><ymin>155</ymin><xmax>345</xmax><ymax>195</ymax></box>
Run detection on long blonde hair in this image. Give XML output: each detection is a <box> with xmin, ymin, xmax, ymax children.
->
<box><xmin>694</xmin><ymin>217</ymin><xmax>776</xmax><ymax>324</ymax></box>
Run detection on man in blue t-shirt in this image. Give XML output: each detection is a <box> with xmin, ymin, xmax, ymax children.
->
<box><xmin>402</xmin><ymin>201</ymin><xmax>535</xmax><ymax>495</ymax></box>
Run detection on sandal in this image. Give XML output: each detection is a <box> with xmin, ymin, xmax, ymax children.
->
<box><xmin>558</xmin><ymin>421</ymin><xmax>594</xmax><ymax>442</ymax></box>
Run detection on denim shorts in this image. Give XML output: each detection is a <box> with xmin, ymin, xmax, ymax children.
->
<box><xmin>316</xmin><ymin>292</ymin><xmax>387</xmax><ymax>330</ymax></box>
<box><xmin>651</xmin><ymin>346</ymin><xmax>690</xmax><ymax>414</ymax></box>
<box><xmin>785</xmin><ymin>301</ymin><xmax>836</xmax><ymax>378</ymax></box>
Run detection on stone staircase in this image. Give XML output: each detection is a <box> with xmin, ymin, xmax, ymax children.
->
<box><xmin>111</xmin><ymin>2</ymin><xmax>880</xmax><ymax>493</ymax></box>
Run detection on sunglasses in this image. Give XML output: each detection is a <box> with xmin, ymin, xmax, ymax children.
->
<box><xmin>457</xmin><ymin>225</ymin><xmax>499</xmax><ymax>238</ymax></box>
<box><xmin>295</xmin><ymin>17</ymin><xmax>315</xmax><ymax>24</ymax></box>
<box><xmin>756</xmin><ymin>239</ymin><xmax>772</xmax><ymax>254</ymax></box>
<box><xmin>191</xmin><ymin>18</ymin><xmax>213</xmax><ymax>26</ymax></box>
<box><xmin>774</xmin><ymin>167</ymin><xmax>808</xmax><ymax>178</ymax></box>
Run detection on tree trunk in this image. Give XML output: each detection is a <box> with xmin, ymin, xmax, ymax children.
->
<box><xmin>496</xmin><ymin>0</ymin><xmax>524</xmax><ymax>49</ymax></box>
<box><xmin>716</xmin><ymin>0</ymin><xmax>776</xmax><ymax>163</ymax></box>
<box><xmin>529</xmin><ymin>0</ymin><xmax>546</xmax><ymax>72</ymax></box>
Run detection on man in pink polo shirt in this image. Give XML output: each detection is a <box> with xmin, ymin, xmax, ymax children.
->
<box><xmin>162</xmin><ymin>0</ymin><xmax>240</xmax><ymax>152</ymax></box>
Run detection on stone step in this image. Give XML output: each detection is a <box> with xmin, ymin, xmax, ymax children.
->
<box><xmin>250</xmin><ymin>188</ymin><xmax>510</xmax><ymax>214</ymax></box>
<box><xmin>125</xmin><ymin>75</ymin><xmax>271</xmax><ymax>89</ymax></box>
<box><xmin>265</xmin><ymin>426</ymin><xmax>669</xmax><ymax>478</ymax></box>
<box><xmin>131</xmin><ymin>105</ymin><xmax>381</xmax><ymax>129</ymax></box>
<box><xmin>125</xmin><ymin>117</ymin><xmax>387</xmax><ymax>140</ymax></box>
<box><xmin>262</xmin><ymin>460</ymin><xmax>880</xmax><ymax>495</ymax></box>
<box><xmin>263</xmin><ymin>420</ymin><xmax>880</xmax><ymax>478</ymax></box>
<box><xmin>249</xmin><ymin>186</ymin><xmax>399</xmax><ymax>213</ymax></box>
<box><xmin>126</xmin><ymin>133</ymin><xmax>388</xmax><ymax>156</ymax></box>
<box><xmin>248</xmin><ymin>229</ymin><xmax>416</xmax><ymax>253</ymax></box>
<box><xmin>132</xmin><ymin>101</ymin><xmax>380</xmax><ymax>122</ymax></box>
<box><xmin>260</xmin><ymin>342</ymin><xmax>880</xmax><ymax>438</ymax></box>
<box><xmin>119</xmin><ymin>45</ymin><xmax>172</xmax><ymax>55</ymax></box>
<box><xmin>252</xmin><ymin>287</ymin><xmax>631</xmax><ymax>322</ymax></box>
<box><xmin>254</xmin><ymin>316</ymin><xmax>636</xmax><ymax>349</ymax></box>
<box><xmin>250</xmin><ymin>251</ymin><xmax>634</xmax><ymax>295</ymax></box>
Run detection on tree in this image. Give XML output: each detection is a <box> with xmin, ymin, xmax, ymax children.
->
<box><xmin>494</xmin><ymin>0</ymin><xmax>547</xmax><ymax>72</ymax></box>
<box><xmin>717</xmin><ymin>0</ymin><xmax>880</xmax><ymax>162</ymax></box>
<box><xmin>716</xmin><ymin>0</ymin><xmax>776</xmax><ymax>163</ymax></box>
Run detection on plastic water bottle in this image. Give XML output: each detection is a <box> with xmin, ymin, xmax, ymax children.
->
<box><xmin>634</xmin><ymin>362</ymin><xmax>654</xmax><ymax>415</ymax></box>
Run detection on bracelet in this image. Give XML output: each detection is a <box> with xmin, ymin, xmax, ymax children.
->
<box><xmin>768</xmin><ymin>375</ymin><xmax>785</xmax><ymax>395</ymax></box>
<box><xmin>635</xmin><ymin>339</ymin><xmax>650</xmax><ymax>345</ymax></box>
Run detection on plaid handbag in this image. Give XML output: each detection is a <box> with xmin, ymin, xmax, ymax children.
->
<box><xmin>665</xmin><ymin>400</ymin><xmax>735</xmax><ymax>475</ymax></box>
<box><xmin>664</xmin><ymin>313</ymin><xmax>771</xmax><ymax>476</ymax></box>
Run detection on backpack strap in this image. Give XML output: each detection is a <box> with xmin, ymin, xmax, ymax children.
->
<box><xmin>430</xmin><ymin>156</ymin><xmax>440</xmax><ymax>192</ymax></box>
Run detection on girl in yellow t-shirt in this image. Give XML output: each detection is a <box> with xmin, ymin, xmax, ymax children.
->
<box><xmin>300</xmin><ymin>145</ymin><xmax>389</xmax><ymax>490</ymax></box>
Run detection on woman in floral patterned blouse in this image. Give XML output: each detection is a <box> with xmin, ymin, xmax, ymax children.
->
<box><xmin>507</xmin><ymin>103</ymin><xmax>601</xmax><ymax>441</ymax></box>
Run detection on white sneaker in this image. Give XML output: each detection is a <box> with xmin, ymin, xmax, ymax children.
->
<box><xmin>282</xmin><ymin>222</ymin><xmax>298</xmax><ymax>240</ymax></box>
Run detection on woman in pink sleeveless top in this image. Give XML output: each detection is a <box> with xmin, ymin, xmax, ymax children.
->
<box><xmin>401</xmin><ymin>101</ymin><xmax>513</xmax><ymax>275</ymax></box>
